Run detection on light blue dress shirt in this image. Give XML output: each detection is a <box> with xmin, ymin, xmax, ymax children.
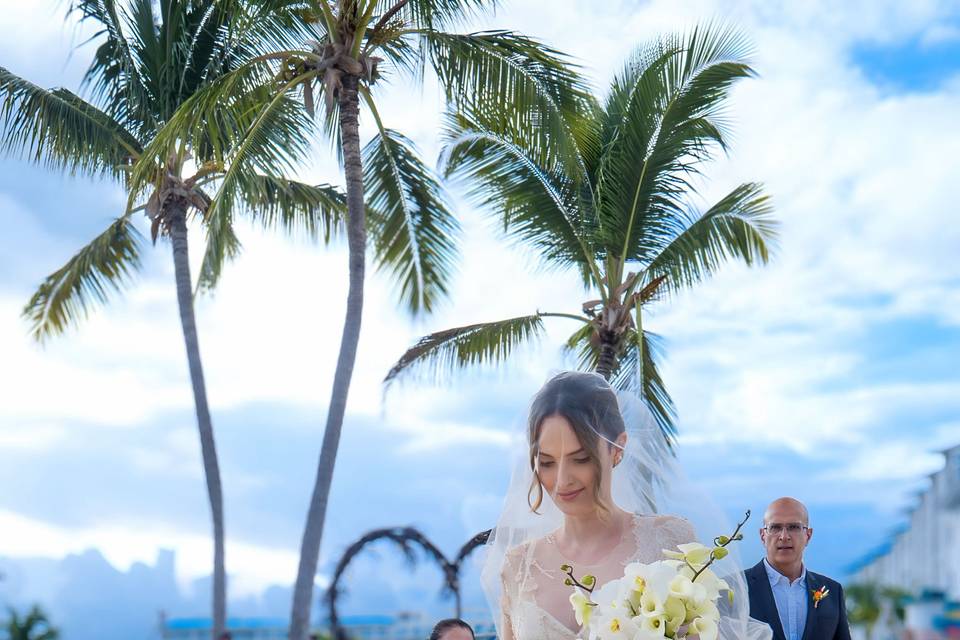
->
<box><xmin>764</xmin><ymin>558</ymin><xmax>808</xmax><ymax>640</ymax></box>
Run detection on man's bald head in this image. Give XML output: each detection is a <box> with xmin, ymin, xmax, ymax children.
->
<box><xmin>764</xmin><ymin>497</ymin><xmax>809</xmax><ymax>526</ymax></box>
<box><xmin>760</xmin><ymin>496</ymin><xmax>812</xmax><ymax>579</ymax></box>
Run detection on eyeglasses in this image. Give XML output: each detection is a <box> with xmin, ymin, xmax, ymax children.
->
<box><xmin>764</xmin><ymin>523</ymin><xmax>808</xmax><ymax>536</ymax></box>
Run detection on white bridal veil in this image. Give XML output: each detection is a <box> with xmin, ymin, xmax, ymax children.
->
<box><xmin>480</xmin><ymin>371</ymin><xmax>772</xmax><ymax>640</ymax></box>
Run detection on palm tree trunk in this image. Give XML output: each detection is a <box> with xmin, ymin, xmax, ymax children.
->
<box><xmin>289</xmin><ymin>73</ymin><xmax>367</xmax><ymax>640</ymax></box>
<box><xmin>596</xmin><ymin>330</ymin><xmax>618</xmax><ymax>380</ymax></box>
<box><xmin>169</xmin><ymin>205</ymin><xmax>227</xmax><ymax>640</ymax></box>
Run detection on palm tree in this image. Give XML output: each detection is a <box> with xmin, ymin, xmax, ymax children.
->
<box><xmin>0</xmin><ymin>2</ymin><xmax>341</xmax><ymax>637</ymax></box>
<box><xmin>3</xmin><ymin>606</ymin><xmax>58</xmax><ymax>640</ymax></box>
<box><xmin>880</xmin><ymin>586</ymin><xmax>910</xmax><ymax>625</ymax></box>
<box><xmin>385</xmin><ymin>24</ymin><xmax>778</xmax><ymax>438</ymax></box>
<box><xmin>129</xmin><ymin>4</ymin><xmax>592</xmax><ymax>638</ymax></box>
<box><xmin>846</xmin><ymin>583</ymin><xmax>882</xmax><ymax>640</ymax></box>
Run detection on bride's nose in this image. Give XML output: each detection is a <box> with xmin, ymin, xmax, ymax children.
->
<box><xmin>556</xmin><ymin>460</ymin><xmax>575</xmax><ymax>488</ymax></box>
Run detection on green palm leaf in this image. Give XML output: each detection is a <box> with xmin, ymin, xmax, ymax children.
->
<box><xmin>596</xmin><ymin>25</ymin><xmax>755</xmax><ymax>264</ymax></box>
<box><xmin>631</xmin><ymin>329</ymin><xmax>675</xmax><ymax>441</ymax></box>
<box><xmin>395</xmin><ymin>0</ymin><xmax>496</xmax><ymax>31</ymax></box>
<box><xmin>191</xmin><ymin>78</ymin><xmax>317</xmax><ymax>292</ymax></box>
<box><xmin>441</xmin><ymin>112</ymin><xmax>597</xmax><ymax>286</ymax></box>
<box><xmin>70</xmin><ymin>0</ymin><xmax>153</xmax><ymax>131</ymax></box>
<box><xmin>564</xmin><ymin>325</ymin><xmax>675</xmax><ymax>441</ymax></box>
<box><xmin>362</xmin><ymin>125</ymin><xmax>459</xmax><ymax>315</ymax></box>
<box><xmin>645</xmin><ymin>182</ymin><xmax>776</xmax><ymax>293</ymax></box>
<box><xmin>384</xmin><ymin>314</ymin><xmax>546</xmax><ymax>387</ymax></box>
<box><xmin>238</xmin><ymin>175</ymin><xmax>346</xmax><ymax>241</ymax></box>
<box><xmin>23</xmin><ymin>217</ymin><xmax>143</xmax><ymax>342</ymax></box>
<box><xmin>0</xmin><ymin>67</ymin><xmax>141</xmax><ymax>179</ymax></box>
<box><xmin>127</xmin><ymin>55</ymin><xmax>308</xmax><ymax>198</ymax></box>
<box><xmin>5</xmin><ymin>605</ymin><xmax>59</xmax><ymax>640</ymax></box>
<box><xmin>427</xmin><ymin>30</ymin><xmax>596</xmax><ymax>169</ymax></box>
<box><xmin>196</xmin><ymin>206</ymin><xmax>242</xmax><ymax>294</ymax></box>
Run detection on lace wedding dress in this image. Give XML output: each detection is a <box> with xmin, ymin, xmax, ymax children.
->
<box><xmin>499</xmin><ymin>514</ymin><xmax>696</xmax><ymax>639</ymax></box>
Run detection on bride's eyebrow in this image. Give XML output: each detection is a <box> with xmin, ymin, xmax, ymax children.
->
<box><xmin>538</xmin><ymin>448</ymin><xmax>586</xmax><ymax>458</ymax></box>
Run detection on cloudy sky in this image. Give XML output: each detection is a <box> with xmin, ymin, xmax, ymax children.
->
<box><xmin>1</xmin><ymin>0</ymin><xmax>960</xmax><ymax>636</ymax></box>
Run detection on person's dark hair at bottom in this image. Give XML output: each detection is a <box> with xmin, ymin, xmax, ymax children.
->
<box><xmin>429</xmin><ymin>618</ymin><xmax>474</xmax><ymax>640</ymax></box>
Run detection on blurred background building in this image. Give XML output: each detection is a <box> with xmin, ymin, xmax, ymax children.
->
<box><xmin>850</xmin><ymin>444</ymin><xmax>960</xmax><ymax>639</ymax></box>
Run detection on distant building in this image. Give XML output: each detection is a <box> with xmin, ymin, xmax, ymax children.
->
<box><xmin>850</xmin><ymin>444</ymin><xmax>960</xmax><ymax>638</ymax></box>
<box><xmin>851</xmin><ymin>444</ymin><xmax>960</xmax><ymax>597</ymax></box>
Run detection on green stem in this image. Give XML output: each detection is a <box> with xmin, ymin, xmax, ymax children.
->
<box><xmin>313</xmin><ymin>0</ymin><xmax>339</xmax><ymax>43</ymax></box>
<box><xmin>540</xmin><ymin>312</ymin><xmax>590</xmax><ymax>324</ymax></box>
<box><xmin>691</xmin><ymin>510</ymin><xmax>751</xmax><ymax>583</ymax></box>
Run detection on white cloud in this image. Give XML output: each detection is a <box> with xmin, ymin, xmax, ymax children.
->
<box><xmin>920</xmin><ymin>22</ymin><xmax>960</xmax><ymax>46</ymax></box>
<box><xmin>393</xmin><ymin>420</ymin><xmax>511</xmax><ymax>454</ymax></box>
<box><xmin>0</xmin><ymin>423</ymin><xmax>66</xmax><ymax>451</ymax></box>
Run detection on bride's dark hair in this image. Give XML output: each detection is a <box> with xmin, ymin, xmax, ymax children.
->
<box><xmin>526</xmin><ymin>371</ymin><xmax>626</xmax><ymax>513</ymax></box>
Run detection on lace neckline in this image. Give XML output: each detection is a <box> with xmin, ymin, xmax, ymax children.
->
<box><xmin>542</xmin><ymin>512</ymin><xmax>637</xmax><ymax>567</ymax></box>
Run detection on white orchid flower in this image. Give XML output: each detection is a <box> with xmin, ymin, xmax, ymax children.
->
<box><xmin>662</xmin><ymin>542</ymin><xmax>713</xmax><ymax>567</ymax></box>
<box><xmin>594</xmin><ymin>611</ymin><xmax>640</xmax><ymax>640</ymax></box>
<box><xmin>663</xmin><ymin>596</ymin><xmax>688</xmax><ymax>635</ymax></box>
<box><xmin>625</xmin><ymin>560</ymin><xmax>675</xmax><ymax>602</ymax></box>
<box><xmin>639</xmin><ymin>589</ymin><xmax>664</xmax><ymax>618</ymax></box>
<box><xmin>689</xmin><ymin>615</ymin><xmax>720</xmax><ymax>640</ymax></box>
<box><xmin>639</xmin><ymin>613</ymin><xmax>668</xmax><ymax>637</ymax></box>
<box><xmin>569</xmin><ymin>588</ymin><xmax>594</xmax><ymax>628</ymax></box>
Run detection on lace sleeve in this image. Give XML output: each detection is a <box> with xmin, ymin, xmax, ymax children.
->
<box><xmin>498</xmin><ymin>546</ymin><xmax>523</xmax><ymax>640</ymax></box>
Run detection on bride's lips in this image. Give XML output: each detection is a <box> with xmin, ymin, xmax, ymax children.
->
<box><xmin>557</xmin><ymin>488</ymin><xmax>584</xmax><ymax>501</ymax></box>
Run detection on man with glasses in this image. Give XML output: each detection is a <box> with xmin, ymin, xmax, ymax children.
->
<box><xmin>745</xmin><ymin>497</ymin><xmax>851</xmax><ymax>640</ymax></box>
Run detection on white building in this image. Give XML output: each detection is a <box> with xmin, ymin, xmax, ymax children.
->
<box><xmin>852</xmin><ymin>444</ymin><xmax>960</xmax><ymax>596</ymax></box>
<box><xmin>850</xmin><ymin>444</ymin><xmax>960</xmax><ymax>638</ymax></box>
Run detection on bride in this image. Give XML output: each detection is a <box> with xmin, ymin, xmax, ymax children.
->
<box><xmin>481</xmin><ymin>371</ymin><xmax>770</xmax><ymax>640</ymax></box>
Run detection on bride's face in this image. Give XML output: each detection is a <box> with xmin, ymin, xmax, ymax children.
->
<box><xmin>536</xmin><ymin>414</ymin><xmax>613</xmax><ymax>516</ymax></box>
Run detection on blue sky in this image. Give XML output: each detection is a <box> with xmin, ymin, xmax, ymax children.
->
<box><xmin>2</xmin><ymin>1</ymin><xmax>960</xmax><ymax>639</ymax></box>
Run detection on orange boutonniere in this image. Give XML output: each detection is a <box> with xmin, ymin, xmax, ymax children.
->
<box><xmin>812</xmin><ymin>586</ymin><xmax>830</xmax><ymax>609</ymax></box>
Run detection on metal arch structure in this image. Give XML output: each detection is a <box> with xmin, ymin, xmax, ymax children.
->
<box><xmin>324</xmin><ymin>526</ymin><xmax>492</xmax><ymax>639</ymax></box>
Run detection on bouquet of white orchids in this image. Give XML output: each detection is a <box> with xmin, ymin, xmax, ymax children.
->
<box><xmin>564</xmin><ymin>511</ymin><xmax>751</xmax><ymax>640</ymax></box>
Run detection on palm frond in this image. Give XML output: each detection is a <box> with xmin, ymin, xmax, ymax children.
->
<box><xmin>426</xmin><ymin>30</ymin><xmax>597</xmax><ymax>171</ymax></box>
<box><xmin>441</xmin><ymin>112</ymin><xmax>598</xmax><ymax>287</ymax></box>
<box><xmin>145</xmin><ymin>67</ymin><xmax>316</xmax><ymax>292</ymax></box>
<box><xmin>0</xmin><ymin>66</ymin><xmax>141</xmax><ymax>179</ymax></box>
<box><xmin>361</xmin><ymin>9</ymin><xmax>422</xmax><ymax>79</ymax></box>
<box><xmin>384</xmin><ymin>314</ymin><xmax>545</xmax><ymax>387</ymax></box>
<box><xmin>127</xmin><ymin>54</ymin><xmax>307</xmax><ymax>198</ymax></box>
<box><xmin>237</xmin><ymin>175</ymin><xmax>346</xmax><ymax>242</ymax></box>
<box><xmin>69</xmin><ymin>0</ymin><xmax>154</xmax><ymax>132</ymax></box>
<box><xmin>644</xmin><ymin>182</ymin><xmax>776</xmax><ymax>293</ymax></box>
<box><xmin>399</xmin><ymin>0</ymin><xmax>496</xmax><ymax>31</ymax></box>
<box><xmin>564</xmin><ymin>324</ymin><xmax>676</xmax><ymax>441</ymax></box>
<box><xmin>23</xmin><ymin>217</ymin><xmax>143</xmax><ymax>342</ymax></box>
<box><xmin>622</xmin><ymin>329</ymin><xmax>675</xmax><ymax>442</ymax></box>
<box><xmin>227</xmin><ymin>0</ymin><xmax>328</xmax><ymax>57</ymax></box>
<box><xmin>196</xmin><ymin>207</ymin><xmax>242</xmax><ymax>294</ymax></box>
<box><xmin>595</xmin><ymin>24</ymin><xmax>755</xmax><ymax>264</ymax></box>
<box><xmin>362</xmin><ymin>125</ymin><xmax>459</xmax><ymax>315</ymax></box>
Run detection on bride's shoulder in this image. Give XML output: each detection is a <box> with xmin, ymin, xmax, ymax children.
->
<box><xmin>632</xmin><ymin>513</ymin><xmax>696</xmax><ymax>541</ymax></box>
<box><xmin>500</xmin><ymin>538</ymin><xmax>542</xmax><ymax>581</ymax></box>
<box><xmin>503</xmin><ymin>533</ymin><xmax>549</xmax><ymax>562</ymax></box>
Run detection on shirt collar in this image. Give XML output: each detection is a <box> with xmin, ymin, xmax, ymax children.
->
<box><xmin>763</xmin><ymin>558</ymin><xmax>807</xmax><ymax>587</ymax></box>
